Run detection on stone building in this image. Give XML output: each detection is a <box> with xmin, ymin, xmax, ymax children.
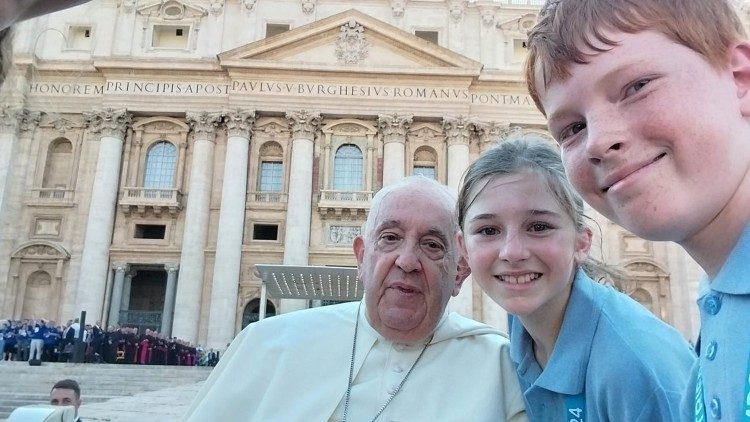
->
<box><xmin>0</xmin><ymin>0</ymin><xmax>709</xmax><ymax>350</ymax></box>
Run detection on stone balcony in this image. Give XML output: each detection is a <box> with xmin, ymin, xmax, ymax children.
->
<box><xmin>119</xmin><ymin>187</ymin><xmax>182</xmax><ymax>216</ymax></box>
<box><xmin>246</xmin><ymin>191</ymin><xmax>288</xmax><ymax>210</ymax></box>
<box><xmin>317</xmin><ymin>189</ymin><xmax>372</xmax><ymax>218</ymax></box>
<box><xmin>25</xmin><ymin>188</ymin><xmax>76</xmax><ymax>207</ymax></box>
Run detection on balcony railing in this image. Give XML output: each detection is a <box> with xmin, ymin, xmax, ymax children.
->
<box><xmin>27</xmin><ymin>188</ymin><xmax>75</xmax><ymax>205</ymax></box>
<box><xmin>120</xmin><ymin>187</ymin><xmax>182</xmax><ymax>215</ymax></box>
<box><xmin>248</xmin><ymin>191</ymin><xmax>288</xmax><ymax>203</ymax></box>
<box><xmin>318</xmin><ymin>190</ymin><xmax>372</xmax><ymax>217</ymax></box>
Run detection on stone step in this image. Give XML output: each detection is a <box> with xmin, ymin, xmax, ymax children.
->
<box><xmin>0</xmin><ymin>362</ymin><xmax>213</xmax><ymax>419</ymax></box>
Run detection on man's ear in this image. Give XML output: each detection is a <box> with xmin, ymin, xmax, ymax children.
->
<box><xmin>353</xmin><ymin>235</ymin><xmax>365</xmax><ymax>270</ymax></box>
<box><xmin>729</xmin><ymin>41</ymin><xmax>750</xmax><ymax>116</ymax></box>
<box><xmin>453</xmin><ymin>255</ymin><xmax>471</xmax><ymax>297</ymax></box>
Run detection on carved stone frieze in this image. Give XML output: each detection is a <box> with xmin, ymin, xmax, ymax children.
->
<box><xmin>83</xmin><ymin>108</ymin><xmax>132</xmax><ymax>139</ymax></box>
<box><xmin>286</xmin><ymin>110</ymin><xmax>321</xmax><ymax>140</ymax></box>
<box><xmin>442</xmin><ymin>116</ymin><xmax>474</xmax><ymax>146</ymax></box>
<box><xmin>209</xmin><ymin>0</ymin><xmax>224</xmax><ymax>15</ymax></box>
<box><xmin>223</xmin><ymin>109</ymin><xmax>256</xmax><ymax>139</ymax></box>
<box><xmin>448</xmin><ymin>1</ymin><xmax>464</xmax><ymax>22</ymax></box>
<box><xmin>408</xmin><ymin>123</ymin><xmax>443</xmax><ymax>143</ymax></box>
<box><xmin>335</xmin><ymin>20</ymin><xmax>369</xmax><ymax>65</ymax></box>
<box><xmin>186</xmin><ymin>111</ymin><xmax>222</xmax><ymax>140</ymax></box>
<box><xmin>391</xmin><ymin>0</ymin><xmax>405</xmax><ymax>17</ymax></box>
<box><xmin>329</xmin><ymin>225</ymin><xmax>361</xmax><ymax>245</ymax></box>
<box><xmin>241</xmin><ymin>0</ymin><xmax>257</xmax><ymax>12</ymax></box>
<box><xmin>301</xmin><ymin>0</ymin><xmax>316</xmax><ymax>14</ymax></box>
<box><xmin>377</xmin><ymin>114</ymin><xmax>412</xmax><ymax>144</ymax></box>
<box><xmin>480</xmin><ymin>7</ymin><xmax>496</xmax><ymax>26</ymax></box>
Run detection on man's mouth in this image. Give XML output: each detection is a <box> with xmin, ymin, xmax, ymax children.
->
<box><xmin>602</xmin><ymin>153</ymin><xmax>666</xmax><ymax>193</ymax></box>
<box><xmin>496</xmin><ymin>273</ymin><xmax>541</xmax><ymax>284</ymax></box>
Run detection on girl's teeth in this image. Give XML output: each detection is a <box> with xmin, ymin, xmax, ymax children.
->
<box><xmin>500</xmin><ymin>273</ymin><xmax>539</xmax><ymax>284</ymax></box>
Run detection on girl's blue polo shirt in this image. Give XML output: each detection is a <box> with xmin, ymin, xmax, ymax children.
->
<box><xmin>693</xmin><ymin>222</ymin><xmax>750</xmax><ymax>421</ymax></box>
<box><xmin>509</xmin><ymin>270</ymin><xmax>696</xmax><ymax>421</ymax></box>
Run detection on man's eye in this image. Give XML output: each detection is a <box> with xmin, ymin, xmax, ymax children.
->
<box><xmin>380</xmin><ymin>233</ymin><xmax>400</xmax><ymax>242</ymax></box>
<box><xmin>422</xmin><ymin>240</ymin><xmax>444</xmax><ymax>250</ymax></box>
<box><xmin>625</xmin><ymin>78</ymin><xmax>651</xmax><ymax>97</ymax></box>
<box><xmin>559</xmin><ymin>122</ymin><xmax>586</xmax><ymax>142</ymax></box>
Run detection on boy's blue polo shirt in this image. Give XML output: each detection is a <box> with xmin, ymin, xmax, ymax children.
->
<box><xmin>509</xmin><ymin>270</ymin><xmax>695</xmax><ymax>421</ymax></box>
<box><xmin>695</xmin><ymin>222</ymin><xmax>750</xmax><ymax>421</ymax></box>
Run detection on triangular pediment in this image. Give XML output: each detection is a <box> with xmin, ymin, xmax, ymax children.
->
<box><xmin>219</xmin><ymin>9</ymin><xmax>482</xmax><ymax>76</ymax></box>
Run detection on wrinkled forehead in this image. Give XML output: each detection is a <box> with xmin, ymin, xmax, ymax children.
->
<box><xmin>372</xmin><ymin>189</ymin><xmax>455</xmax><ymax>235</ymax></box>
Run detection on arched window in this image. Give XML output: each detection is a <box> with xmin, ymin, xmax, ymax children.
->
<box><xmin>412</xmin><ymin>146</ymin><xmax>437</xmax><ymax>180</ymax></box>
<box><xmin>242</xmin><ymin>298</ymin><xmax>276</xmax><ymax>328</ymax></box>
<box><xmin>333</xmin><ymin>144</ymin><xmax>363</xmax><ymax>191</ymax></box>
<box><xmin>42</xmin><ymin>138</ymin><xmax>73</xmax><ymax>188</ymax></box>
<box><xmin>630</xmin><ymin>288</ymin><xmax>654</xmax><ymax>313</ymax></box>
<box><xmin>22</xmin><ymin>270</ymin><xmax>53</xmax><ymax>318</ymax></box>
<box><xmin>143</xmin><ymin>141</ymin><xmax>177</xmax><ymax>188</ymax></box>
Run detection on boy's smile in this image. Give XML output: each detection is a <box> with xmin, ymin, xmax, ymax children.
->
<box><xmin>538</xmin><ymin>30</ymin><xmax>750</xmax><ymax>257</ymax></box>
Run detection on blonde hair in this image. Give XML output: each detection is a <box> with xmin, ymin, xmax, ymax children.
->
<box><xmin>525</xmin><ymin>0</ymin><xmax>747</xmax><ymax>115</ymax></box>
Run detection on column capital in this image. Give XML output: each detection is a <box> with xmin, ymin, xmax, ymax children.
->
<box><xmin>474</xmin><ymin>120</ymin><xmax>510</xmax><ymax>148</ymax></box>
<box><xmin>84</xmin><ymin>108</ymin><xmax>132</xmax><ymax>139</ymax></box>
<box><xmin>18</xmin><ymin>110</ymin><xmax>42</xmax><ymax>133</ymax></box>
<box><xmin>0</xmin><ymin>106</ymin><xmax>22</xmax><ymax>134</ymax></box>
<box><xmin>223</xmin><ymin>109</ymin><xmax>256</xmax><ymax>139</ymax></box>
<box><xmin>186</xmin><ymin>111</ymin><xmax>223</xmax><ymax>140</ymax></box>
<box><xmin>286</xmin><ymin>110</ymin><xmax>321</xmax><ymax>140</ymax></box>
<box><xmin>442</xmin><ymin>115</ymin><xmax>474</xmax><ymax>146</ymax></box>
<box><xmin>165</xmin><ymin>264</ymin><xmax>179</xmax><ymax>274</ymax></box>
<box><xmin>377</xmin><ymin>114</ymin><xmax>412</xmax><ymax>144</ymax></box>
<box><xmin>112</xmin><ymin>263</ymin><xmax>130</xmax><ymax>273</ymax></box>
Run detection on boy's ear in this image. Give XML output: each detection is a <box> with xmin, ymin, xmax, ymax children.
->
<box><xmin>729</xmin><ymin>41</ymin><xmax>750</xmax><ymax>116</ymax></box>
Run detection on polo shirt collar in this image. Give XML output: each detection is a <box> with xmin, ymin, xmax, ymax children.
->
<box><xmin>511</xmin><ymin>269</ymin><xmax>601</xmax><ymax>395</ymax></box>
<box><xmin>706</xmin><ymin>222</ymin><xmax>750</xmax><ymax>295</ymax></box>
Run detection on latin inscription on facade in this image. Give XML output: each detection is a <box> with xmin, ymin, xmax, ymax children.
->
<box><xmin>27</xmin><ymin>80</ymin><xmax>533</xmax><ymax>106</ymax></box>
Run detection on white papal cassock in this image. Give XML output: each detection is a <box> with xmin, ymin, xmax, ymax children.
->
<box><xmin>185</xmin><ymin>301</ymin><xmax>527</xmax><ymax>421</ymax></box>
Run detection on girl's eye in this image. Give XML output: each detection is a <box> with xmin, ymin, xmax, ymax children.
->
<box><xmin>529</xmin><ymin>223</ymin><xmax>552</xmax><ymax>232</ymax></box>
<box><xmin>625</xmin><ymin>78</ymin><xmax>651</xmax><ymax>97</ymax></box>
<box><xmin>558</xmin><ymin>122</ymin><xmax>586</xmax><ymax>143</ymax></box>
<box><xmin>478</xmin><ymin>227</ymin><xmax>498</xmax><ymax>236</ymax></box>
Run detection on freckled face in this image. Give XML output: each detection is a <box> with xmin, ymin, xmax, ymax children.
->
<box><xmin>354</xmin><ymin>189</ymin><xmax>461</xmax><ymax>343</ymax></box>
<box><xmin>458</xmin><ymin>173</ymin><xmax>590</xmax><ymax>321</ymax></box>
<box><xmin>539</xmin><ymin>31</ymin><xmax>750</xmax><ymax>243</ymax></box>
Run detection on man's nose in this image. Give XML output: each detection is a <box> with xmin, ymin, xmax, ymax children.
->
<box><xmin>498</xmin><ymin>233</ymin><xmax>530</xmax><ymax>262</ymax></box>
<box><xmin>394</xmin><ymin>241</ymin><xmax>422</xmax><ymax>272</ymax></box>
<box><xmin>585</xmin><ymin>111</ymin><xmax>628</xmax><ymax>165</ymax></box>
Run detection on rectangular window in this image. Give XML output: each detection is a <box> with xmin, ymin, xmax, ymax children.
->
<box><xmin>415</xmin><ymin>30</ymin><xmax>439</xmax><ymax>45</ymax></box>
<box><xmin>252</xmin><ymin>224</ymin><xmax>279</xmax><ymax>241</ymax></box>
<box><xmin>259</xmin><ymin>161</ymin><xmax>283</xmax><ymax>192</ymax></box>
<box><xmin>134</xmin><ymin>224</ymin><xmax>166</xmax><ymax>239</ymax></box>
<box><xmin>413</xmin><ymin>166</ymin><xmax>436</xmax><ymax>180</ymax></box>
<box><xmin>68</xmin><ymin>26</ymin><xmax>92</xmax><ymax>50</ymax></box>
<box><xmin>266</xmin><ymin>23</ymin><xmax>291</xmax><ymax>38</ymax></box>
<box><xmin>152</xmin><ymin>25</ymin><xmax>190</xmax><ymax>49</ymax></box>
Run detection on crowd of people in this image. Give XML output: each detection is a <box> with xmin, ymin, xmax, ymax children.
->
<box><xmin>0</xmin><ymin>318</ymin><xmax>219</xmax><ymax>367</ymax></box>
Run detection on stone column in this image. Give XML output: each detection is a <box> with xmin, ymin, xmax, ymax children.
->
<box><xmin>121</xmin><ymin>272</ymin><xmax>132</xmax><ymax>312</ymax></box>
<box><xmin>172</xmin><ymin>111</ymin><xmax>222</xmax><ymax>344</ymax></box>
<box><xmin>206</xmin><ymin>109</ymin><xmax>255</xmax><ymax>349</ymax></box>
<box><xmin>161</xmin><ymin>264</ymin><xmax>179</xmax><ymax>336</ymax></box>
<box><xmin>0</xmin><ymin>107</ymin><xmax>22</xmax><ymax>222</ymax></box>
<box><xmin>108</xmin><ymin>263</ymin><xmax>128</xmax><ymax>327</ymax></box>
<box><xmin>442</xmin><ymin>115</ymin><xmax>474</xmax><ymax>318</ymax></box>
<box><xmin>377</xmin><ymin>114</ymin><xmax>412</xmax><ymax>186</ymax></box>
<box><xmin>77</xmin><ymin>109</ymin><xmax>132</xmax><ymax>321</ymax></box>
<box><xmin>281</xmin><ymin>110</ymin><xmax>321</xmax><ymax>313</ymax></box>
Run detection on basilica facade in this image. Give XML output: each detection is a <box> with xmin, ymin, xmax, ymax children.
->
<box><xmin>0</xmin><ymin>0</ymin><xmax>708</xmax><ymax>350</ymax></box>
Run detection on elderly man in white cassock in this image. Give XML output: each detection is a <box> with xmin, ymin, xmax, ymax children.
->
<box><xmin>185</xmin><ymin>176</ymin><xmax>527</xmax><ymax>421</ymax></box>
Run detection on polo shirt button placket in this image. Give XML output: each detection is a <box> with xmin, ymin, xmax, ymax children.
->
<box><xmin>703</xmin><ymin>294</ymin><xmax>722</xmax><ymax>315</ymax></box>
<box><xmin>705</xmin><ymin>341</ymin><xmax>717</xmax><ymax>361</ymax></box>
<box><xmin>709</xmin><ymin>397</ymin><xmax>721</xmax><ymax>419</ymax></box>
